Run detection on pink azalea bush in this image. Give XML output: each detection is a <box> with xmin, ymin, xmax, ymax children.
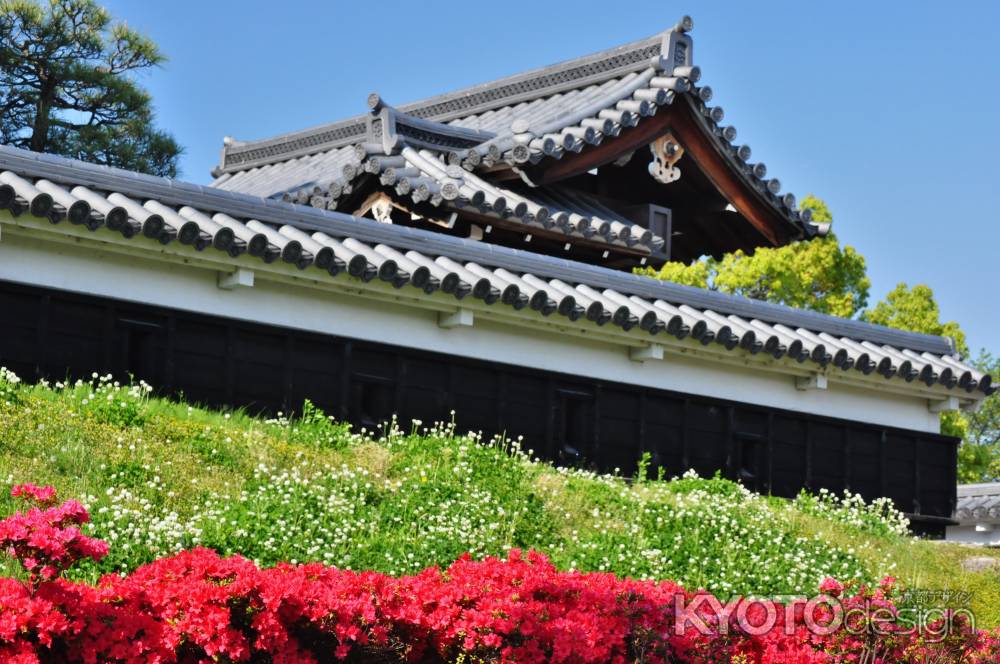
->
<box><xmin>0</xmin><ymin>484</ymin><xmax>108</xmax><ymax>585</ymax></box>
<box><xmin>0</xmin><ymin>484</ymin><xmax>998</xmax><ymax>663</ymax></box>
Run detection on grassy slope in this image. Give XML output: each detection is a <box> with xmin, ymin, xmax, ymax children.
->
<box><xmin>1</xmin><ymin>376</ymin><xmax>999</xmax><ymax>627</ymax></box>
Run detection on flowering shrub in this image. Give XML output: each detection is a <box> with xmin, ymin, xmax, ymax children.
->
<box><xmin>0</xmin><ymin>368</ymin><xmax>899</xmax><ymax>596</ymax></box>
<box><xmin>275</xmin><ymin>398</ymin><xmax>354</xmax><ymax>448</ymax></box>
<box><xmin>0</xmin><ymin>484</ymin><xmax>998</xmax><ymax>663</ymax></box>
<box><xmin>4</xmin><ymin>368</ymin><xmax>998</xmax><ymax>626</ymax></box>
<box><xmin>0</xmin><ymin>484</ymin><xmax>108</xmax><ymax>585</ymax></box>
<box><xmin>793</xmin><ymin>487</ymin><xmax>911</xmax><ymax>538</ymax></box>
<box><xmin>10</xmin><ymin>483</ymin><xmax>57</xmax><ymax>506</ymax></box>
<box><xmin>61</xmin><ymin>373</ymin><xmax>153</xmax><ymax>428</ymax></box>
<box><xmin>0</xmin><ymin>366</ymin><xmax>20</xmax><ymax>406</ymax></box>
<box><xmin>74</xmin><ymin>423</ymin><xmax>889</xmax><ymax>597</ymax></box>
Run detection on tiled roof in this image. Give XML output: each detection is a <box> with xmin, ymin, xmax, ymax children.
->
<box><xmin>212</xmin><ymin>128</ymin><xmax>666</xmax><ymax>255</ymax></box>
<box><xmin>244</xmin><ymin>143</ymin><xmax>664</xmax><ymax>254</ymax></box>
<box><xmin>214</xmin><ymin>33</ymin><xmax>669</xmax><ymax>171</ymax></box>
<box><xmin>0</xmin><ymin>145</ymin><xmax>993</xmax><ymax>399</ymax></box>
<box><xmin>955</xmin><ymin>483</ymin><xmax>1000</xmax><ymax>521</ymax></box>
<box><xmin>211</xmin><ymin>17</ymin><xmax>813</xmax><ymax>241</ymax></box>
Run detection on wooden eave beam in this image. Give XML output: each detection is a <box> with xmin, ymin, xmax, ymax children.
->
<box><xmin>523</xmin><ymin>96</ymin><xmax>795</xmax><ymax>247</ymax></box>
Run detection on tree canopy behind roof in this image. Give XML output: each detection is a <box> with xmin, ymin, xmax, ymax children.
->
<box><xmin>862</xmin><ymin>283</ymin><xmax>968</xmax><ymax>357</ymax></box>
<box><xmin>0</xmin><ymin>0</ymin><xmax>181</xmax><ymax>176</ymax></box>
<box><xmin>637</xmin><ymin>195</ymin><xmax>870</xmax><ymax>319</ymax></box>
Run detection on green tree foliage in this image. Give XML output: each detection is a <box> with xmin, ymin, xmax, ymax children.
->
<box><xmin>967</xmin><ymin>352</ymin><xmax>1000</xmax><ymax>447</ymax></box>
<box><xmin>799</xmin><ymin>193</ymin><xmax>832</xmax><ymax>224</ymax></box>
<box><xmin>0</xmin><ymin>0</ymin><xmax>181</xmax><ymax>176</ymax></box>
<box><xmin>861</xmin><ymin>283</ymin><xmax>968</xmax><ymax>356</ymax></box>
<box><xmin>957</xmin><ymin>351</ymin><xmax>1000</xmax><ymax>482</ymax></box>
<box><xmin>637</xmin><ymin>194</ymin><xmax>870</xmax><ymax>318</ymax></box>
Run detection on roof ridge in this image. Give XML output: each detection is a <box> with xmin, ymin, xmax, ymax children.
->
<box><xmin>217</xmin><ymin>29</ymin><xmax>669</xmax><ymax>173</ymax></box>
<box><xmin>393</xmin><ymin>32</ymin><xmax>664</xmax><ymax>123</ymax></box>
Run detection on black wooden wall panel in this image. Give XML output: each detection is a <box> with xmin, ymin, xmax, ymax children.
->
<box><xmin>451</xmin><ymin>365</ymin><xmax>498</xmax><ymax>435</ymax></box>
<box><xmin>918</xmin><ymin>439</ymin><xmax>954</xmax><ymax>517</ymax></box>
<box><xmin>399</xmin><ymin>357</ymin><xmax>450</xmax><ymax>428</ymax></box>
<box><xmin>886</xmin><ymin>434</ymin><xmax>917</xmax><ymax>513</ymax></box>
<box><xmin>232</xmin><ymin>327</ymin><xmax>286</xmax><ymax>414</ymax></box>
<box><xmin>848</xmin><ymin>430</ymin><xmax>882</xmax><ymax>497</ymax></box>
<box><xmin>504</xmin><ymin>374</ymin><xmax>549</xmax><ymax>453</ymax></box>
<box><xmin>771</xmin><ymin>417</ymin><xmax>807</xmax><ymax>498</ymax></box>
<box><xmin>596</xmin><ymin>388</ymin><xmax>641</xmax><ymax>473</ymax></box>
<box><xmin>111</xmin><ymin>308</ymin><xmax>168</xmax><ymax>390</ymax></box>
<box><xmin>811</xmin><ymin>423</ymin><xmax>846</xmax><ymax>493</ymax></box>
<box><xmin>288</xmin><ymin>335</ymin><xmax>343</xmax><ymax>417</ymax></box>
<box><xmin>0</xmin><ymin>280</ymin><xmax>959</xmax><ymax>530</ymax></box>
<box><xmin>685</xmin><ymin>402</ymin><xmax>728</xmax><ymax>478</ymax></box>
<box><xmin>2</xmin><ymin>290</ymin><xmax>40</xmax><ymax>378</ymax></box>
<box><xmin>45</xmin><ymin>297</ymin><xmax>105</xmax><ymax>380</ymax></box>
<box><xmin>171</xmin><ymin>320</ymin><xmax>227</xmax><ymax>408</ymax></box>
<box><xmin>644</xmin><ymin>395</ymin><xmax>685</xmax><ymax>478</ymax></box>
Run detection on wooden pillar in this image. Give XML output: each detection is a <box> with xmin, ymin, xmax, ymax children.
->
<box><xmin>804</xmin><ymin>420</ymin><xmax>813</xmax><ymax>491</ymax></box>
<box><xmin>35</xmin><ymin>293</ymin><xmax>50</xmax><ymax>380</ymax></box>
<box><xmin>680</xmin><ymin>398</ymin><xmax>690</xmax><ymax>470</ymax></box>
<box><xmin>544</xmin><ymin>378</ymin><xmax>556</xmax><ymax>461</ymax></box>
<box><xmin>164</xmin><ymin>314</ymin><xmax>176</xmax><ymax>395</ymax></box>
<box><xmin>496</xmin><ymin>371</ymin><xmax>508</xmax><ymax>437</ymax></box>
<box><xmin>445</xmin><ymin>363</ymin><xmax>456</xmax><ymax>428</ymax></box>
<box><xmin>282</xmin><ymin>335</ymin><xmax>295</xmax><ymax>413</ymax></box>
<box><xmin>592</xmin><ymin>383</ymin><xmax>602</xmax><ymax>461</ymax></box>
<box><xmin>948</xmin><ymin>439</ymin><xmax>958</xmax><ymax>516</ymax></box>
<box><xmin>724</xmin><ymin>406</ymin><xmax>736</xmax><ymax>479</ymax></box>
<box><xmin>879</xmin><ymin>430</ymin><xmax>889</xmax><ymax>500</ymax></box>
<box><xmin>765</xmin><ymin>412</ymin><xmax>774</xmax><ymax>495</ymax></box>
<box><xmin>101</xmin><ymin>303</ymin><xmax>114</xmax><ymax>376</ymax></box>
<box><xmin>394</xmin><ymin>354</ymin><xmax>406</xmax><ymax>424</ymax></box>
<box><xmin>224</xmin><ymin>325</ymin><xmax>235</xmax><ymax>406</ymax></box>
<box><xmin>843</xmin><ymin>428</ymin><xmax>852</xmax><ymax>493</ymax></box>
<box><xmin>339</xmin><ymin>342</ymin><xmax>352</xmax><ymax>421</ymax></box>
<box><xmin>637</xmin><ymin>391</ymin><xmax>648</xmax><ymax>477</ymax></box>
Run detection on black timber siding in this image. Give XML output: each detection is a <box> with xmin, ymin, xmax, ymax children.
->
<box><xmin>0</xmin><ymin>280</ymin><xmax>958</xmax><ymax>534</ymax></box>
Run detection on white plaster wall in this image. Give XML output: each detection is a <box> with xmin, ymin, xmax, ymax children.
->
<box><xmin>946</xmin><ymin>525</ymin><xmax>1000</xmax><ymax>547</ymax></box>
<box><xmin>0</xmin><ymin>233</ymin><xmax>941</xmax><ymax>433</ymax></box>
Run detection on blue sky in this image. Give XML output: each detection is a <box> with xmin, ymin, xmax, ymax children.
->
<box><xmin>102</xmin><ymin>0</ymin><xmax>999</xmax><ymax>356</ymax></box>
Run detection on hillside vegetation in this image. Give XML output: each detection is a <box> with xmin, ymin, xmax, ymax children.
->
<box><xmin>1</xmin><ymin>369</ymin><xmax>998</xmax><ymax>627</ymax></box>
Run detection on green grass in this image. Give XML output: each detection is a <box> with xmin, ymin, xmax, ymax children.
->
<box><xmin>1</xmin><ymin>371</ymin><xmax>999</xmax><ymax>627</ymax></box>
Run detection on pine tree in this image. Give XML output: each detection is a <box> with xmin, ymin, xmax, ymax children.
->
<box><xmin>0</xmin><ymin>0</ymin><xmax>181</xmax><ymax>176</ymax></box>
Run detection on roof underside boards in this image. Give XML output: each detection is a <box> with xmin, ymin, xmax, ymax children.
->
<box><xmin>211</xmin><ymin>18</ymin><xmax>812</xmax><ymax>245</ymax></box>
<box><xmin>0</xmin><ymin>145</ymin><xmax>992</xmax><ymax>402</ymax></box>
<box><xmin>955</xmin><ymin>484</ymin><xmax>1000</xmax><ymax>521</ymax></box>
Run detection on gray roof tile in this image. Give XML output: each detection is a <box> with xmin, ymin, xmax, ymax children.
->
<box><xmin>955</xmin><ymin>483</ymin><xmax>1000</xmax><ymax>521</ymax></box>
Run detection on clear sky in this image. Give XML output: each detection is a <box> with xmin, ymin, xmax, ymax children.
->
<box><xmin>101</xmin><ymin>0</ymin><xmax>999</xmax><ymax>356</ymax></box>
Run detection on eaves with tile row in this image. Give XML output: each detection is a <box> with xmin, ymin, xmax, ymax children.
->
<box><xmin>955</xmin><ymin>484</ymin><xmax>1000</xmax><ymax>521</ymax></box>
<box><xmin>0</xmin><ymin>145</ymin><xmax>991</xmax><ymax>404</ymax></box>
